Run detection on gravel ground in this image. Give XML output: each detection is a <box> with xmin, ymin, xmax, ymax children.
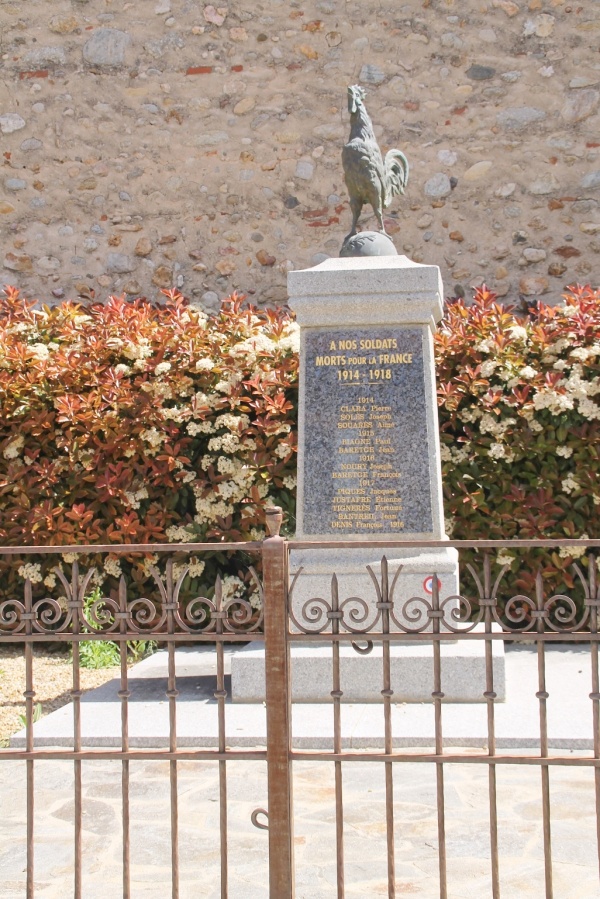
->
<box><xmin>0</xmin><ymin>645</ymin><xmax>120</xmax><ymax>746</ymax></box>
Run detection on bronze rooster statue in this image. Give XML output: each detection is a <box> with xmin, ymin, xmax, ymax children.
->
<box><xmin>342</xmin><ymin>85</ymin><xmax>409</xmax><ymax>238</ymax></box>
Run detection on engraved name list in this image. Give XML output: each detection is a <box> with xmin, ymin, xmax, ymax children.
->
<box><xmin>302</xmin><ymin>327</ymin><xmax>433</xmax><ymax>536</ymax></box>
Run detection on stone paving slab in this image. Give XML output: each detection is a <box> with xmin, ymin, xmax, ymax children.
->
<box><xmin>0</xmin><ymin>756</ymin><xmax>599</xmax><ymax>897</ymax></box>
<box><xmin>10</xmin><ymin>644</ymin><xmax>597</xmax><ymax>749</ymax></box>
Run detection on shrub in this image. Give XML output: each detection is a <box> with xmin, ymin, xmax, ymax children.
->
<box><xmin>1</xmin><ymin>281</ymin><xmax>599</xmax><ymax>615</ymax></box>
<box><xmin>0</xmin><ymin>287</ymin><xmax>298</xmax><ymax>608</ymax></box>
<box><xmin>435</xmin><ymin>283</ymin><xmax>600</xmax><ymax>601</ymax></box>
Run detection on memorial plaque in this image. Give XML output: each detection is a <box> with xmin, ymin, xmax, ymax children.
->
<box><xmin>301</xmin><ymin>326</ymin><xmax>433</xmax><ymax>536</ymax></box>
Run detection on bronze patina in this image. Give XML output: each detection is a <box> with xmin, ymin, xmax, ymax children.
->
<box><xmin>341</xmin><ymin>84</ymin><xmax>409</xmax><ymax>239</ymax></box>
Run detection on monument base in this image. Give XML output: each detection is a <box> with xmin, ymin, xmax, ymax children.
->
<box><xmin>232</xmin><ymin>547</ymin><xmax>506</xmax><ymax>703</ymax></box>
<box><xmin>231</xmin><ymin>627</ymin><xmax>505</xmax><ymax>703</ymax></box>
<box><xmin>289</xmin><ymin>545</ymin><xmax>460</xmax><ymax>633</ymax></box>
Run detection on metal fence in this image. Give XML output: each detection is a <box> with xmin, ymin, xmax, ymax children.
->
<box><xmin>1</xmin><ymin>509</ymin><xmax>600</xmax><ymax>898</ymax></box>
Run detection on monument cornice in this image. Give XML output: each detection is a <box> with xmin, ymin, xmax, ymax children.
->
<box><xmin>288</xmin><ymin>256</ymin><xmax>444</xmax><ymax>331</ymax></box>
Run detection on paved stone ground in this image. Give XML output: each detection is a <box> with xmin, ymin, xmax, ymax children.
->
<box><xmin>10</xmin><ymin>645</ymin><xmax>599</xmax><ymax>749</ymax></box>
<box><xmin>1</xmin><ymin>754</ymin><xmax>599</xmax><ymax>898</ymax></box>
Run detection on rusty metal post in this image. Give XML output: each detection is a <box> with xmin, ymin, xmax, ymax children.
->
<box><xmin>263</xmin><ymin>506</ymin><xmax>295</xmax><ymax>899</ymax></box>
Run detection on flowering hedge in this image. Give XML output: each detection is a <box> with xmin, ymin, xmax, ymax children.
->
<box><xmin>436</xmin><ymin>284</ymin><xmax>600</xmax><ymax>598</ymax></box>
<box><xmin>1</xmin><ymin>282</ymin><xmax>599</xmax><ymax>611</ymax></box>
<box><xmin>0</xmin><ymin>287</ymin><xmax>298</xmax><ymax>606</ymax></box>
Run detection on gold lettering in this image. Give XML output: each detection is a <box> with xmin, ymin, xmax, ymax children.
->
<box><xmin>315</xmin><ymin>354</ymin><xmax>346</xmax><ymax>366</ymax></box>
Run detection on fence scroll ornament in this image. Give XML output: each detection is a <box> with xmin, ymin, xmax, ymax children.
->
<box><xmin>0</xmin><ymin>559</ymin><xmax>264</xmax><ymax>637</ymax></box>
<box><xmin>0</xmin><ymin>553</ymin><xmax>598</xmax><ymax>638</ymax></box>
<box><xmin>288</xmin><ymin>554</ymin><xmax>600</xmax><ymax>637</ymax></box>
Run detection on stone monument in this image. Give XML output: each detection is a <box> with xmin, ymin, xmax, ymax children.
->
<box><xmin>286</xmin><ymin>254</ymin><xmax>461</xmax><ymax>625</ymax></box>
<box><xmin>232</xmin><ymin>254</ymin><xmax>505</xmax><ymax>702</ymax></box>
<box><xmin>231</xmin><ymin>87</ymin><xmax>504</xmax><ymax>703</ymax></box>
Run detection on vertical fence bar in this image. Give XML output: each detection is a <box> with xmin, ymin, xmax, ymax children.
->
<box><xmin>213</xmin><ymin>578</ymin><xmax>229</xmax><ymax>899</ymax></box>
<box><xmin>587</xmin><ymin>557</ymin><xmax>600</xmax><ymax>879</ymax></box>
<box><xmin>482</xmin><ymin>553</ymin><xmax>500</xmax><ymax>899</ymax></box>
<box><xmin>71</xmin><ymin>563</ymin><xmax>83</xmax><ymax>899</ymax></box>
<box><xmin>118</xmin><ymin>577</ymin><xmax>131</xmax><ymax>899</ymax></box>
<box><xmin>263</xmin><ymin>507</ymin><xmax>295</xmax><ymax>899</ymax></box>
<box><xmin>379</xmin><ymin>559</ymin><xmax>395</xmax><ymax>899</ymax></box>
<box><xmin>535</xmin><ymin>571</ymin><xmax>553</xmax><ymax>899</ymax></box>
<box><xmin>165</xmin><ymin>562</ymin><xmax>180</xmax><ymax>899</ymax></box>
<box><xmin>24</xmin><ymin>579</ymin><xmax>35</xmax><ymax>899</ymax></box>
<box><xmin>330</xmin><ymin>575</ymin><xmax>345</xmax><ymax>899</ymax></box>
<box><xmin>431</xmin><ymin>574</ymin><xmax>447</xmax><ymax>899</ymax></box>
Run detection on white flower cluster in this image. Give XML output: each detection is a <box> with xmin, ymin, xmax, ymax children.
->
<box><xmin>141</xmin><ymin>554</ymin><xmax>159</xmax><ymax>576</ymax></box>
<box><xmin>3</xmin><ymin>434</ymin><xmax>25</xmax><ymax>460</ymax></box>
<box><xmin>18</xmin><ymin>562</ymin><xmax>43</xmax><ymax>583</ymax></box>
<box><xmin>559</xmin><ymin>536</ymin><xmax>588</xmax><ymax>559</ymax></box>
<box><xmin>556</xmin><ymin>446</ymin><xmax>573</xmax><ymax>458</ymax></box>
<box><xmin>193</xmin><ymin>458</ymin><xmax>256</xmax><ymax>524</ymax></box>
<box><xmin>172</xmin><ymin>562</ymin><xmax>188</xmax><ymax>584</ymax></box>
<box><xmin>532</xmin><ymin>389</ymin><xmax>574</xmax><ymax>415</ymax></box>
<box><xmin>509</xmin><ymin>325</ymin><xmax>528</xmax><ymax>342</ymax></box>
<box><xmin>166</xmin><ymin>525</ymin><xmax>193</xmax><ymax>542</ymax></box>
<box><xmin>489</xmin><ymin>443</ymin><xmax>513</xmax><ymax>461</ymax></box>
<box><xmin>496</xmin><ymin>550</ymin><xmax>514</xmax><ymax>569</ymax></box>
<box><xmin>217</xmin><ymin>456</ymin><xmax>236</xmax><ymax>475</ymax></box>
<box><xmin>209</xmin><ymin>434</ymin><xmax>240</xmax><ymax>453</ymax></box>
<box><xmin>161</xmin><ymin>406</ymin><xmax>185</xmax><ymax>423</ymax></box>
<box><xmin>278</xmin><ymin>322</ymin><xmax>300</xmax><ymax>353</ymax></box>
<box><xmin>62</xmin><ymin>552</ymin><xmax>79</xmax><ymax>563</ymax></box>
<box><xmin>187</xmin><ymin>420</ymin><xmax>214</xmax><ymax>436</ymax></box>
<box><xmin>123</xmin><ymin>340</ymin><xmax>153</xmax><ymax>361</ymax></box>
<box><xmin>196</xmin><ymin>358</ymin><xmax>214</xmax><ymax>372</ymax></box>
<box><xmin>230</xmin><ymin>333</ymin><xmax>276</xmax><ymax>363</ymax></box>
<box><xmin>104</xmin><ymin>558</ymin><xmax>122</xmax><ymax>578</ymax></box>
<box><xmin>215</xmin><ymin>372</ymin><xmax>243</xmax><ymax>394</ymax></box>
<box><xmin>458</xmin><ymin>407</ymin><xmax>483</xmax><ymax>423</ymax></box>
<box><xmin>216</xmin><ymin>413</ymin><xmax>250</xmax><ymax>432</ymax></box>
<box><xmin>29</xmin><ymin>343</ymin><xmax>50</xmax><ymax>359</ymax></box>
<box><xmin>114</xmin><ymin>363</ymin><xmax>131</xmax><ymax>377</ymax></box>
<box><xmin>561</xmin><ymin>475</ymin><xmax>579</xmax><ymax>495</ymax></box>
<box><xmin>140</xmin><ymin>428</ymin><xmax>165</xmax><ymax>451</ymax></box>
<box><xmin>154</xmin><ymin>361</ymin><xmax>172</xmax><ymax>376</ymax></box>
<box><xmin>249</xmin><ymin>590</ymin><xmax>262</xmax><ymax>611</ymax></box>
<box><xmin>124</xmin><ymin>486</ymin><xmax>149</xmax><ymax>510</ymax></box>
<box><xmin>532</xmin><ymin>367</ymin><xmax>600</xmax><ymax>420</ymax></box>
<box><xmin>221</xmin><ymin>575</ymin><xmax>245</xmax><ymax>602</ymax></box>
<box><xmin>141</xmin><ymin>381</ymin><xmax>173</xmax><ymax>400</ymax></box>
<box><xmin>188</xmin><ymin>558</ymin><xmax>205</xmax><ymax>579</ymax></box>
<box><xmin>479</xmin><ymin>414</ymin><xmax>515</xmax><ymax>438</ymax></box>
<box><xmin>453</xmin><ymin>447</ymin><xmax>470</xmax><ymax>464</ymax></box>
<box><xmin>480</xmin><ymin>359</ymin><xmax>498</xmax><ymax>377</ymax></box>
<box><xmin>519</xmin><ymin>366</ymin><xmax>537</xmax><ymax>380</ymax></box>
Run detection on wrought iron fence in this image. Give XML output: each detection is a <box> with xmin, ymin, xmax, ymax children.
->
<box><xmin>1</xmin><ymin>511</ymin><xmax>600</xmax><ymax>898</ymax></box>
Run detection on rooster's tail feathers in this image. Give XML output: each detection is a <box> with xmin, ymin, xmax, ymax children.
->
<box><xmin>383</xmin><ymin>149</ymin><xmax>409</xmax><ymax>206</ymax></box>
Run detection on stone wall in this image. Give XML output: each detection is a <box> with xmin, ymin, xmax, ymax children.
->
<box><xmin>1</xmin><ymin>0</ymin><xmax>599</xmax><ymax>309</ymax></box>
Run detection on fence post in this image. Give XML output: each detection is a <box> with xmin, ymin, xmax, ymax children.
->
<box><xmin>263</xmin><ymin>506</ymin><xmax>295</xmax><ymax>899</ymax></box>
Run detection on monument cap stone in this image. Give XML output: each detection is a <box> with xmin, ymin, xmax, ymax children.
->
<box><xmin>288</xmin><ymin>254</ymin><xmax>444</xmax><ymax>332</ymax></box>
